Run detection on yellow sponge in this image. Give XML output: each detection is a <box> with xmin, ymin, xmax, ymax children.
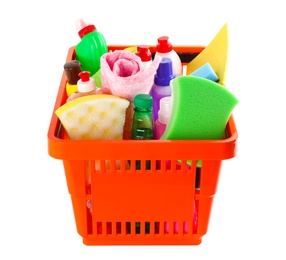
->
<box><xmin>55</xmin><ymin>94</ymin><xmax>130</xmax><ymax>140</ymax></box>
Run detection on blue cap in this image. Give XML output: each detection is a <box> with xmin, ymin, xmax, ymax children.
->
<box><xmin>154</xmin><ymin>57</ymin><xmax>175</xmax><ymax>86</ymax></box>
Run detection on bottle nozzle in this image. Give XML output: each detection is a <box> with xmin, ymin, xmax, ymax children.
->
<box><xmin>78</xmin><ymin>71</ymin><xmax>90</xmax><ymax>82</ymax></box>
<box><xmin>75</xmin><ymin>17</ymin><xmax>96</xmax><ymax>38</ymax></box>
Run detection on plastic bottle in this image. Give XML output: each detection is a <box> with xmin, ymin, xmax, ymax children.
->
<box><xmin>151</xmin><ymin>57</ymin><xmax>175</xmax><ymax>123</ymax></box>
<box><xmin>131</xmin><ymin>94</ymin><xmax>154</xmax><ymax>170</ymax></box>
<box><xmin>63</xmin><ymin>60</ymin><xmax>82</xmax><ymax>97</ymax></box>
<box><xmin>75</xmin><ymin>17</ymin><xmax>108</xmax><ymax>76</ymax></box>
<box><xmin>154</xmin><ymin>36</ymin><xmax>183</xmax><ymax>77</ymax></box>
<box><xmin>135</xmin><ymin>45</ymin><xmax>152</xmax><ymax>70</ymax></box>
<box><xmin>67</xmin><ymin>71</ymin><xmax>97</xmax><ymax>102</ymax></box>
<box><xmin>155</xmin><ymin>96</ymin><xmax>173</xmax><ymax>139</ymax></box>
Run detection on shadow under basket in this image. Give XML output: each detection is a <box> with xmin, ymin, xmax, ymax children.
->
<box><xmin>47</xmin><ymin>45</ymin><xmax>238</xmax><ymax>246</ymax></box>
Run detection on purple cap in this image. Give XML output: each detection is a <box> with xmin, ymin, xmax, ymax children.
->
<box><xmin>154</xmin><ymin>57</ymin><xmax>175</xmax><ymax>86</ymax></box>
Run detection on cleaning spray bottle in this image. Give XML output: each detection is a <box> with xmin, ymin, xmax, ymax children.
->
<box><xmin>63</xmin><ymin>60</ymin><xmax>82</xmax><ymax>97</ymax></box>
<box><xmin>67</xmin><ymin>71</ymin><xmax>97</xmax><ymax>102</ymax></box>
<box><xmin>75</xmin><ymin>17</ymin><xmax>108</xmax><ymax>76</ymax></box>
<box><xmin>154</xmin><ymin>36</ymin><xmax>183</xmax><ymax>77</ymax></box>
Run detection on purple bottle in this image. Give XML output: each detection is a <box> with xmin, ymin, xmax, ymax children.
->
<box><xmin>151</xmin><ymin>57</ymin><xmax>175</xmax><ymax>123</ymax></box>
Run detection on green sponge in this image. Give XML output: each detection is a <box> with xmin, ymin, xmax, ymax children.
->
<box><xmin>161</xmin><ymin>76</ymin><xmax>238</xmax><ymax>140</ymax></box>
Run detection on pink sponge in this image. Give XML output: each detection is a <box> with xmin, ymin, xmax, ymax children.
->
<box><xmin>161</xmin><ymin>76</ymin><xmax>238</xmax><ymax>140</ymax></box>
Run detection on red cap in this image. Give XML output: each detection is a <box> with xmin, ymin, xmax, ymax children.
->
<box><xmin>78</xmin><ymin>24</ymin><xmax>96</xmax><ymax>38</ymax></box>
<box><xmin>136</xmin><ymin>45</ymin><xmax>152</xmax><ymax>62</ymax></box>
<box><xmin>78</xmin><ymin>71</ymin><xmax>90</xmax><ymax>82</ymax></box>
<box><xmin>77</xmin><ymin>71</ymin><xmax>96</xmax><ymax>92</ymax></box>
<box><xmin>156</xmin><ymin>36</ymin><xmax>172</xmax><ymax>53</ymax></box>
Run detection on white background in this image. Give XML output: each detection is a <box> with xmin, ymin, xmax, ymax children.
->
<box><xmin>1</xmin><ymin>0</ymin><xmax>286</xmax><ymax>259</ymax></box>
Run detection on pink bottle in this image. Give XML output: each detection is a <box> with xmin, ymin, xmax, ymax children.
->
<box><xmin>155</xmin><ymin>96</ymin><xmax>172</xmax><ymax>139</ymax></box>
<box><xmin>67</xmin><ymin>71</ymin><xmax>97</xmax><ymax>102</ymax></box>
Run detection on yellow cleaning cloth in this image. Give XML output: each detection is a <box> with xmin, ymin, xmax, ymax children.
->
<box><xmin>186</xmin><ymin>23</ymin><xmax>228</xmax><ymax>85</ymax></box>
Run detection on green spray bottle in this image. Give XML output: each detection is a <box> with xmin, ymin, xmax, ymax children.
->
<box><xmin>75</xmin><ymin>17</ymin><xmax>108</xmax><ymax>76</ymax></box>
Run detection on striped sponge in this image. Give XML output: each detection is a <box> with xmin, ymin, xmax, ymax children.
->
<box><xmin>55</xmin><ymin>94</ymin><xmax>130</xmax><ymax>140</ymax></box>
<box><xmin>160</xmin><ymin>76</ymin><xmax>238</xmax><ymax>140</ymax></box>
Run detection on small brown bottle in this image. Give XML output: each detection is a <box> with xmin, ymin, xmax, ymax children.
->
<box><xmin>63</xmin><ymin>60</ymin><xmax>82</xmax><ymax>96</ymax></box>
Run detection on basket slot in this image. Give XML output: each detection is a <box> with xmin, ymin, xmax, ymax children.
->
<box><xmin>126</xmin><ymin>222</ymin><xmax>131</xmax><ymax>234</ymax></box>
<box><xmin>115</xmin><ymin>222</ymin><xmax>121</xmax><ymax>234</ymax></box>
<box><xmin>145</xmin><ymin>222</ymin><xmax>151</xmax><ymax>234</ymax></box>
<box><xmin>86</xmin><ymin>199</ymin><xmax>93</xmax><ymax>234</ymax></box>
<box><xmin>196</xmin><ymin>167</ymin><xmax>201</xmax><ymax>190</ymax></box>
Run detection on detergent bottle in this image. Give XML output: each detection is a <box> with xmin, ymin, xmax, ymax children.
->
<box><xmin>75</xmin><ymin>17</ymin><xmax>108</xmax><ymax>76</ymax></box>
<box><xmin>151</xmin><ymin>57</ymin><xmax>175</xmax><ymax>123</ymax></box>
<box><xmin>154</xmin><ymin>36</ymin><xmax>183</xmax><ymax>77</ymax></box>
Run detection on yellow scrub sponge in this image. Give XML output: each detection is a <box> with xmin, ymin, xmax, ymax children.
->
<box><xmin>55</xmin><ymin>94</ymin><xmax>130</xmax><ymax>140</ymax></box>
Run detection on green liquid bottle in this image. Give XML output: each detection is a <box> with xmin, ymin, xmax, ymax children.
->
<box><xmin>131</xmin><ymin>94</ymin><xmax>154</xmax><ymax>170</ymax></box>
<box><xmin>75</xmin><ymin>17</ymin><xmax>108</xmax><ymax>76</ymax></box>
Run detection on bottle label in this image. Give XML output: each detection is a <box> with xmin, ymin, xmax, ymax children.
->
<box><xmin>133</xmin><ymin>128</ymin><xmax>153</xmax><ymax>140</ymax></box>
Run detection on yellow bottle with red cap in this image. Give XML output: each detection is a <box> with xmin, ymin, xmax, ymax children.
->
<box><xmin>63</xmin><ymin>60</ymin><xmax>82</xmax><ymax>97</ymax></box>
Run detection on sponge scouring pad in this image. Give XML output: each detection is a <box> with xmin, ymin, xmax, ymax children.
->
<box><xmin>55</xmin><ymin>94</ymin><xmax>130</xmax><ymax>140</ymax></box>
<box><xmin>160</xmin><ymin>76</ymin><xmax>238</xmax><ymax>140</ymax></box>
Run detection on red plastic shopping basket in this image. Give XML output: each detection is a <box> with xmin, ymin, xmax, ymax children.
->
<box><xmin>47</xmin><ymin>45</ymin><xmax>238</xmax><ymax>245</ymax></box>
